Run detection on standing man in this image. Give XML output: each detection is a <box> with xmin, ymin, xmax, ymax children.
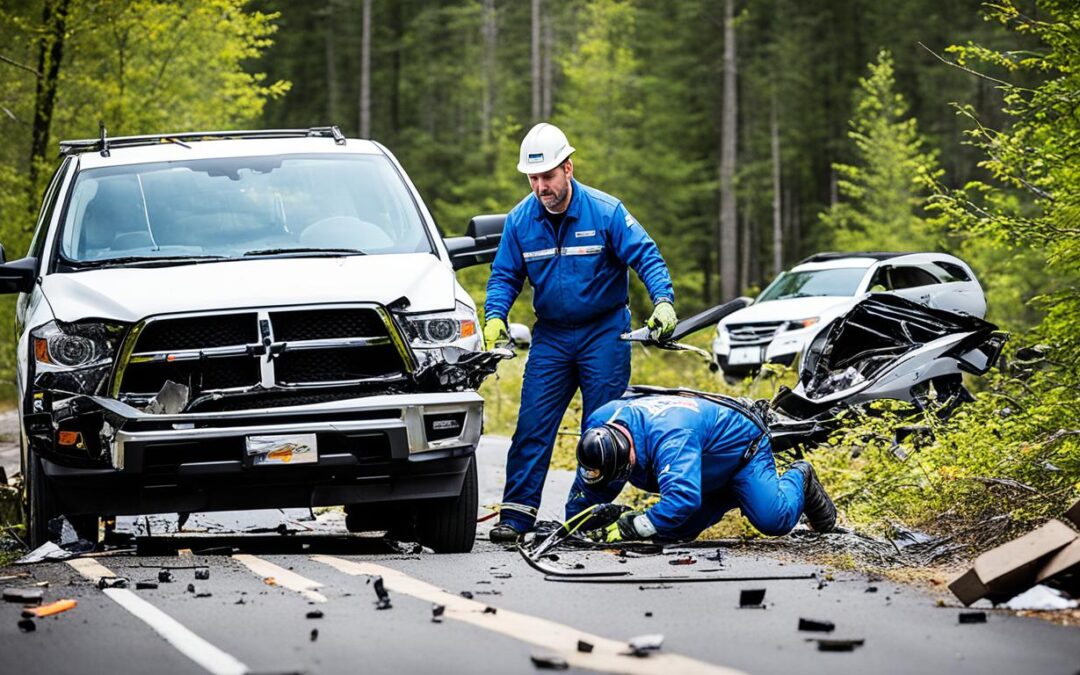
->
<box><xmin>484</xmin><ymin>123</ymin><xmax>677</xmax><ymax>543</ymax></box>
<box><xmin>568</xmin><ymin>393</ymin><xmax>837</xmax><ymax>542</ymax></box>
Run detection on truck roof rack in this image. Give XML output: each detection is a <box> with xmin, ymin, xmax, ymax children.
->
<box><xmin>796</xmin><ymin>251</ymin><xmax>909</xmax><ymax>265</ymax></box>
<box><xmin>59</xmin><ymin>126</ymin><xmax>347</xmax><ymax>156</ymax></box>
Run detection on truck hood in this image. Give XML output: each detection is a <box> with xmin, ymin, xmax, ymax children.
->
<box><xmin>720</xmin><ymin>296</ymin><xmax>855</xmax><ymax>325</ymax></box>
<box><xmin>40</xmin><ymin>253</ymin><xmax>458</xmax><ymax>323</ymax></box>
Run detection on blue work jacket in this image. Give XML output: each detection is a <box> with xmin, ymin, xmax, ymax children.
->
<box><xmin>484</xmin><ymin>180</ymin><xmax>674</xmax><ymax>326</ymax></box>
<box><xmin>566</xmin><ymin>395</ymin><xmax>767</xmax><ymax>535</ymax></box>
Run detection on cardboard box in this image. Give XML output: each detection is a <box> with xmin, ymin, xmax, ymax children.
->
<box><xmin>948</xmin><ymin>519</ymin><xmax>1077</xmax><ymax>606</ymax></box>
<box><xmin>1036</xmin><ymin>538</ymin><xmax>1080</xmax><ymax>598</ymax></box>
<box><xmin>1065</xmin><ymin>498</ymin><xmax>1080</xmax><ymax>529</ymax></box>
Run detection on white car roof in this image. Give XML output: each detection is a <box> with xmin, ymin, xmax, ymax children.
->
<box><xmin>74</xmin><ymin>136</ymin><xmax>382</xmax><ymax>169</ymax></box>
<box><xmin>790</xmin><ymin>252</ymin><xmax>969</xmax><ymax>274</ymax></box>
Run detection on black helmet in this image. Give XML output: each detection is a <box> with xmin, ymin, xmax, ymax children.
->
<box><xmin>576</xmin><ymin>423</ymin><xmax>632</xmax><ymax>485</ymax></box>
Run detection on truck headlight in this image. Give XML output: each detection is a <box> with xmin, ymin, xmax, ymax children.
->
<box><xmin>32</xmin><ymin>320</ymin><xmax>125</xmax><ymax>370</ymax></box>
<box><xmin>398</xmin><ymin>302</ymin><xmax>480</xmax><ymax>349</ymax></box>
<box><xmin>783</xmin><ymin>317</ymin><xmax>819</xmax><ymax>332</ymax></box>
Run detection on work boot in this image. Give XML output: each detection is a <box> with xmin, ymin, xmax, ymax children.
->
<box><xmin>791</xmin><ymin>460</ymin><xmax>837</xmax><ymax>533</ymax></box>
<box><xmin>489</xmin><ymin>522</ymin><xmax>523</xmax><ymax>544</ymax></box>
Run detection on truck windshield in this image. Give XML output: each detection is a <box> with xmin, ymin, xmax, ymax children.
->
<box><xmin>757</xmin><ymin>267</ymin><xmax>867</xmax><ymax>302</ymax></box>
<box><xmin>58</xmin><ymin>154</ymin><xmax>432</xmax><ymax>265</ymax></box>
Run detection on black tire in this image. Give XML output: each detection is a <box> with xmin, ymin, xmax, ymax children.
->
<box><xmin>344</xmin><ymin>503</ymin><xmax>411</xmax><ymax>534</ymax></box>
<box><xmin>25</xmin><ymin>452</ymin><xmax>99</xmax><ymax>548</ymax></box>
<box><xmin>415</xmin><ymin>456</ymin><xmax>478</xmax><ymax>553</ymax></box>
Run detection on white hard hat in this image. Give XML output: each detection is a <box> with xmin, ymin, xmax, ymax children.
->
<box><xmin>517</xmin><ymin>123</ymin><xmax>575</xmax><ymax>174</ymax></box>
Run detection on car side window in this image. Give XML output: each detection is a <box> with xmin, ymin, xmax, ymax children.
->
<box><xmin>888</xmin><ymin>265</ymin><xmax>940</xmax><ymax>290</ymax></box>
<box><xmin>27</xmin><ymin>159</ymin><xmax>70</xmax><ymax>259</ymax></box>
<box><xmin>927</xmin><ymin>261</ymin><xmax>971</xmax><ymax>282</ymax></box>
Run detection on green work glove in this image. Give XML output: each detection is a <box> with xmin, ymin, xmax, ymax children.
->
<box><xmin>602</xmin><ymin>511</ymin><xmax>647</xmax><ymax>543</ymax></box>
<box><xmin>647</xmin><ymin>301</ymin><xmax>678</xmax><ymax>341</ymax></box>
<box><xmin>483</xmin><ymin>317</ymin><xmax>509</xmax><ymax>351</ymax></box>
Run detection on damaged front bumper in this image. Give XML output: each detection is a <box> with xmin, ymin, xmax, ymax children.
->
<box><xmin>24</xmin><ymin>391</ymin><xmax>483</xmax><ymax>515</ymax></box>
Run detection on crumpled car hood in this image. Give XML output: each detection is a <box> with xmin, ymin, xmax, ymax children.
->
<box><xmin>40</xmin><ymin>253</ymin><xmax>458</xmax><ymax>323</ymax></box>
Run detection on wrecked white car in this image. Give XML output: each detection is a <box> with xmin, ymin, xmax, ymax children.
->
<box><xmin>0</xmin><ymin>127</ymin><xmax>507</xmax><ymax>552</ymax></box>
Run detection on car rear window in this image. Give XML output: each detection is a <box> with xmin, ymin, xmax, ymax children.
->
<box><xmin>757</xmin><ymin>267</ymin><xmax>867</xmax><ymax>302</ymax></box>
<box><xmin>58</xmin><ymin>154</ymin><xmax>432</xmax><ymax>265</ymax></box>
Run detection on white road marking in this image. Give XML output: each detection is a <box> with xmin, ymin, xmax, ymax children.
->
<box><xmin>67</xmin><ymin>558</ymin><xmax>248</xmax><ymax>675</ymax></box>
<box><xmin>231</xmin><ymin>554</ymin><xmax>327</xmax><ymax>603</ymax></box>
<box><xmin>311</xmin><ymin>555</ymin><xmax>744</xmax><ymax>675</ymax></box>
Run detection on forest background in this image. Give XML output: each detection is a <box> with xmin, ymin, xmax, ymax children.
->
<box><xmin>0</xmin><ymin>0</ymin><xmax>1077</xmax><ymax>548</ymax></box>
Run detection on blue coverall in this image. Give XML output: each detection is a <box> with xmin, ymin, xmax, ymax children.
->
<box><xmin>485</xmin><ymin>179</ymin><xmax>674</xmax><ymax>532</ymax></box>
<box><xmin>565</xmin><ymin>395</ymin><xmax>807</xmax><ymax>540</ymax></box>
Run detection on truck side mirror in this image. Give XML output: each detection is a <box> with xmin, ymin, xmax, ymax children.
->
<box><xmin>0</xmin><ymin>256</ymin><xmax>38</xmax><ymax>294</ymax></box>
<box><xmin>446</xmin><ymin>214</ymin><xmax>505</xmax><ymax>271</ymax></box>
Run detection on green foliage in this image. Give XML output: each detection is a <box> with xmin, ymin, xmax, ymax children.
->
<box><xmin>820</xmin><ymin>50</ymin><xmax>945</xmax><ymax>252</ymax></box>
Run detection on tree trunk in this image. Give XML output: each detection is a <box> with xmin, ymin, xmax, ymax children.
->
<box><xmin>29</xmin><ymin>0</ymin><xmax>71</xmax><ymax>207</ymax></box>
<box><xmin>325</xmin><ymin>1</ymin><xmax>338</xmax><ymax>124</ymax></box>
<box><xmin>531</xmin><ymin>0</ymin><xmax>541</xmax><ymax>122</ymax></box>
<box><xmin>359</xmin><ymin>0</ymin><xmax>372</xmax><ymax>138</ymax></box>
<box><xmin>718</xmin><ymin>0</ymin><xmax>738</xmax><ymax>300</ymax></box>
<box><xmin>771</xmin><ymin>95</ymin><xmax>783</xmax><ymax>276</ymax></box>
<box><xmin>481</xmin><ymin>0</ymin><xmax>496</xmax><ymax>145</ymax></box>
<box><xmin>739</xmin><ymin>204</ymin><xmax>751</xmax><ymax>293</ymax></box>
<box><xmin>541</xmin><ymin>10</ymin><xmax>553</xmax><ymax>119</ymax></box>
<box><xmin>388</xmin><ymin>1</ymin><xmax>402</xmax><ymax>138</ymax></box>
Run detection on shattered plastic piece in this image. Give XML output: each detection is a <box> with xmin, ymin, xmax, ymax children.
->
<box><xmin>306</xmin><ymin>610</ymin><xmax>324</xmax><ymax>619</ymax></box>
<box><xmin>194</xmin><ymin>568</ymin><xmax>210</xmax><ymax>581</ymax></box>
<box><xmin>492</xmin><ymin>572</ymin><xmax>513</xmax><ymax>579</ymax></box>
<box><xmin>668</xmin><ymin>557</ymin><xmax>696</xmax><ymax>566</ymax></box>
<box><xmin>645</xmin><ymin>611</ymin><xmax>653</xmax><ymax>617</ymax></box>
<box><xmin>432</xmin><ymin>604</ymin><xmax>445</xmax><ymax>623</ymax></box>
<box><xmin>194</xmin><ymin>592</ymin><xmax>212</xmax><ymax>598</ymax></box>
<box><xmin>460</xmin><ymin>591</ymin><xmax>474</xmax><ymax>599</ymax></box>
<box><xmin>483</xmin><ymin>606</ymin><xmax>497</xmax><ymax>615</ymax></box>
<box><xmin>17</xmin><ymin>618</ymin><xmax>35</xmax><ymax>633</ymax></box>
<box><xmin>865</xmin><ymin>586</ymin><xmax>878</xmax><ymax>593</ymax></box>
<box><xmin>1004</xmin><ymin>584</ymin><xmax>1078</xmax><ymax>611</ymax></box>
<box><xmin>739</xmin><ymin>588</ymin><xmax>767</xmax><ymax>608</ymax></box>
<box><xmin>573</xmin><ymin>563</ymin><xmax>586</xmax><ymax>570</ymax></box>
<box><xmin>23</xmin><ymin>598</ymin><xmax>76</xmax><ymax>618</ymax></box>
<box><xmin>577</xmin><ymin>640</ymin><xmax>594</xmax><ymax>653</ymax></box>
<box><xmin>811</xmin><ymin>638</ymin><xmax>864</xmax><ymax>652</ymax></box>
<box><xmin>3</xmin><ymin>588</ymin><xmax>44</xmax><ymax>604</ymax></box>
<box><xmin>15</xmin><ymin>541</ymin><xmax>72</xmax><ymax>564</ymax></box>
<box><xmin>97</xmin><ymin>576</ymin><xmax>129</xmax><ymax>590</ymax></box>
<box><xmin>373</xmin><ymin>576</ymin><xmax>392</xmax><ymax>610</ymax></box>
<box><xmin>145</xmin><ymin>380</ymin><xmax>190</xmax><ymax>415</ymax></box>
<box><xmin>798</xmin><ymin>618</ymin><xmax>835</xmax><ymax>633</ymax></box>
<box><xmin>263</xmin><ymin>577</ymin><xmax>277</xmax><ymax>586</ymax></box>
<box><xmin>529</xmin><ymin>653</ymin><xmax>569</xmax><ymax>670</ymax></box>
<box><xmin>158</xmin><ymin>570</ymin><xmax>174</xmax><ymax>583</ymax></box>
<box><xmin>959</xmin><ymin>611</ymin><xmax>987</xmax><ymax>624</ymax></box>
<box><xmin>310</xmin><ymin>628</ymin><xmax>319</xmax><ymax>642</ymax></box>
<box><xmin>627</xmin><ymin>633</ymin><xmax>664</xmax><ymax>656</ymax></box>
<box><xmin>186</xmin><ymin>583</ymin><xmax>196</xmax><ymax>594</ymax></box>
<box><xmin>135</xmin><ymin>581</ymin><xmax>158</xmax><ymax>590</ymax></box>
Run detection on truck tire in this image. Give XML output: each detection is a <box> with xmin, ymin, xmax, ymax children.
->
<box><xmin>415</xmin><ymin>455</ymin><xmax>477</xmax><ymax>553</ymax></box>
<box><xmin>25</xmin><ymin>452</ymin><xmax>99</xmax><ymax>548</ymax></box>
<box><xmin>344</xmin><ymin>503</ymin><xmax>411</xmax><ymax>534</ymax></box>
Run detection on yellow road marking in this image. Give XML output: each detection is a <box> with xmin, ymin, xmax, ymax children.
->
<box><xmin>311</xmin><ymin>555</ymin><xmax>745</xmax><ymax>675</ymax></box>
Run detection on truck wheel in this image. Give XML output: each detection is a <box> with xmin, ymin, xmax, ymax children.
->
<box><xmin>344</xmin><ymin>503</ymin><xmax>411</xmax><ymax>534</ymax></box>
<box><xmin>415</xmin><ymin>456</ymin><xmax>477</xmax><ymax>553</ymax></box>
<box><xmin>25</xmin><ymin>453</ymin><xmax>99</xmax><ymax>548</ymax></box>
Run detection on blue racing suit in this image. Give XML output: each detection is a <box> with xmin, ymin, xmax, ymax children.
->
<box><xmin>486</xmin><ymin>179</ymin><xmax>673</xmax><ymax>531</ymax></box>
<box><xmin>565</xmin><ymin>395</ymin><xmax>807</xmax><ymax>540</ymax></box>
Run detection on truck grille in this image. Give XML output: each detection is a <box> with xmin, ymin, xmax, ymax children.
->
<box><xmin>727</xmin><ymin>321</ymin><xmax>783</xmax><ymax>344</ymax></box>
<box><xmin>115</xmin><ymin>306</ymin><xmax>410</xmax><ymax>407</ymax></box>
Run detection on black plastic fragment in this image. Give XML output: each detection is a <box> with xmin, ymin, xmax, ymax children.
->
<box><xmin>432</xmin><ymin>604</ymin><xmax>445</xmax><ymax>623</ymax></box>
<box><xmin>306</xmin><ymin>610</ymin><xmax>324</xmax><ymax>619</ymax></box>
<box><xmin>627</xmin><ymin>633</ymin><xmax>664</xmax><ymax>656</ymax></box>
<box><xmin>530</xmin><ymin>653</ymin><xmax>569</xmax><ymax>670</ymax></box>
<box><xmin>158</xmin><ymin>569</ymin><xmax>174</xmax><ymax>583</ymax></box>
<box><xmin>959</xmin><ymin>611</ymin><xmax>987</xmax><ymax>624</ymax></box>
<box><xmin>186</xmin><ymin>583</ymin><xmax>196</xmax><ymax>594</ymax></box>
<box><xmin>460</xmin><ymin>591</ymin><xmax>474</xmax><ymax>599</ymax></box>
<box><xmin>645</xmin><ymin>611</ymin><xmax>653</xmax><ymax>617</ymax></box>
<box><xmin>798</xmin><ymin>618</ymin><xmax>835</xmax><ymax>633</ymax></box>
<box><xmin>98</xmin><ymin>577</ymin><xmax>129</xmax><ymax>590</ymax></box>
<box><xmin>194</xmin><ymin>568</ymin><xmax>210</xmax><ymax>581</ymax></box>
<box><xmin>3</xmin><ymin>588</ymin><xmax>44</xmax><ymax>605</ymax></box>
<box><xmin>483</xmin><ymin>606</ymin><xmax>497</xmax><ymax>615</ymax></box>
<box><xmin>194</xmin><ymin>592</ymin><xmax>212</xmax><ymax>598</ymax></box>
<box><xmin>577</xmin><ymin>640</ymin><xmax>594</xmax><ymax>653</ymax></box>
<box><xmin>865</xmin><ymin>586</ymin><xmax>878</xmax><ymax>593</ymax></box>
<box><xmin>310</xmin><ymin>628</ymin><xmax>319</xmax><ymax>642</ymax></box>
<box><xmin>739</xmin><ymin>588</ymin><xmax>767</xmax><ymax>608</ymax></box>
<box><xmin>810</xmin><ymin>638</ymin><xmax>864</xmax><ymax>652</ymax></box>
<box><xmin>17</xmin><ymin>618</ymin><xmax>35</xmax><ymax>633</ymax></box>
<box><xmin>135</xmin><ymin>581</ymin><xmax>159</xmax><ymax>590</ymax></box>
<box><xmin>373</xmin><ymin>576</ymin><xmax>392</xmax><ymax>610</ymax></box>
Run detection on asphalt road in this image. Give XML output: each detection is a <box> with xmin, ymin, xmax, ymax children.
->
<box><xmin>2</xmin><ymin>437</ymin><xmax>1078</xmax><ymax>675</ymax></box>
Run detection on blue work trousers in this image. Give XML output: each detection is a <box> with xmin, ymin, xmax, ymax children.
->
<box><xmin>663</xmin><ymin>440</ymin><xmax>807</xmax><ymax>540</ymax></box>
<box><xmin>500</xmin><ymin>307</ymin><xmax>632</xmax><ymax>531</ymax></box>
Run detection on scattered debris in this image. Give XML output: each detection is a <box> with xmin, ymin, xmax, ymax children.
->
<box><xmin>186</xmin><ymin>583</ymin><xmax>196</xmax><ymax>594</ymax></box>
<box><xmin>809</xmin><ymin>638</ymin><xmax>864</xmax><ymax>652</ymax></box>
<box><xmin>194</xmin><ymin>592</ymin><xmax>212</xmax><ymax>598</ymax></box>
<box><xmin>798</xmin><ymin>618</ymin><xmax>835</xmax><ymax>633</ymax></box>
<box><xmin>949</xmin><ymin>519</ymin><xmax>1077</xmax><ymax>606</ymax></box>
<box><xmin>739</xmin><ymin>589</ymin><xmax>766</xmax><ymax>608</ymax></box>
<box><xmin>865</xmin><ymin>586</ymin><xmax>878</xmax><ymax>593</ymax></box>
<box><xmin>310</xmin><ymin>628</ymin><xmax>319</xmax><ymax>642</ymax></box>
<box><xmin>645</xmin><ymin>611</ymin><xmax>653</xmax><ymax>617</ymax></box>
<box><xmin>460</xmin><ymin>591</ymin><xmax>474</xmax><ymax>599</ymax></box>
<box><xmin>529</xmin><ymin>653</ymin><xmax>569</xmax><ymax>670</ymax></box>
<box><xmin>638</xmin><ymin>585</ymin><xmax>673</xmax><ymax>591</ymax></box>
<box><xmin>627</xmin><ymin>633</ymin><xmax>664</xmax><ymax>657</ymax></box>
<box><xmin>3</xmin><ymin>588</ymin><xmax>44</xmax><ymax>605</ymax></box>
<box><xmin>97</xmin><ymin>577</ymin><xmax>129</xmax><ymax>590</ymax></box>
<box><xmin>22</xmin><ymin>598</ymin><xmax>76</xmax><ymax>618</ymax></box>
<box><xmin>577</xmin><ymin>640</ymin><xmax>594</xmax><ymax>653</ymax></box>
<box><xmin>958</xmin><ymin>611</ymin><xmax>987</xmax><ymax>624</ymax></box>
<box><xmin>669</xmin><ymin>557</ymin><xmax>696</xmax><ymax>566</ymax></box>
<box><xmin>306</xmin><ymin>610</ymin><xmax>324</xmax><ymax>619</ymax></box>
<box><xmin>492</xmin><ymin>572</ymin><xmax>513</xmax><ymax>579</ymax></box>
<box><xmin>136</xmin><ymin>581</ymin><xmax>158</xmax><ymax>590</ymax></box>
<box><xmin>543</xmin><ymin>554</ymin><xmax>560</xmax><ymax>562</ymax></box>
<box><xmin>1004</xmin><ymin>585</ymin><xmax>1078</xmax><ymax>611</ymax></box>
<box><xmin>704</xmin><ymin>550</ymin><xmax>724</xmax><ymax>564</ymax></box>
<box><xmin>158</xmin><ymin>569</ymin><xmax>174</xmax><ymax>583</ymax></box>
<box><xmin>17</xmin><ymin>618</ymin><xmax>35</xmax><ymax>632</ymax></box>
<box><xmin>234</xmin><ymin>598</ymin><xmax>246</xmax><ymax>605</ymax></box>
<box><xmin>263</xmin><ymin>577</ymin><xmax>277</xmax><ymax>586</ymax></box>
<box><xmin>432</xmin><ymin>604</ymin><xmax>445</xmax><ymax>623</ymax></box>
<box><xmin>194</xmin><ymin>568</ymin><xmax>210</xmax><ymax>581</ymax></box>
<box><xmin>15</xmin><ymin>542</ymin><xmax>72</xmax><ymax>565</ymax></box>
<box><xmin>373</xmin><ymin>576</ymin><xmax>392</xmax><ymax>610</ymax></box>
<box><xmin>572</xmin><ymin>564</ymin><xmax>585</xmax><ymax>570</ymax></box>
